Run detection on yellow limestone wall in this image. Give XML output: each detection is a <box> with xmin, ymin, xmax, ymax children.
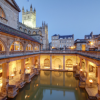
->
<box><xmin>65</xmin><ymin>56</ymin><xmax>77</xmax><ymax>70</ymax></box>
<box><xmin>9</xmin><ymin>60</ymin><xmax>21</xmax><ymax>85</ymax></box>
<box><xmin>88</xmin><ymin>61</ymin><xmax>97</xmax><ymax>79</ymax></box>
<box><xmin>40</xmin><ymin>55</ymin><xmax>50</xmax><ymax>69</ymax></box>
<box><xmin>52</xmin><ymin>55</ymin><xmax>63</xmax><ymax>69</ymax></box>
<box><xmin>9</xmin><ymin>61</ymin><xmax>16</xmax><ymax>76</ymax></box>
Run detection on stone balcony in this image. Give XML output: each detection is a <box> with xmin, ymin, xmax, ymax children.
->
<box><xmin>40</xmin><ymin>50</ymin><xmax>100</xmax><ymax>59</ymax></box>
<box><xmin>0</xmin><ymin>51</ymin><xmax>40</xmax><ymax>59</ymax></box>
<box><xmin>0</xmin><ymin>50</ymin><xmax>100</xmax><ymax>60</ymax></box>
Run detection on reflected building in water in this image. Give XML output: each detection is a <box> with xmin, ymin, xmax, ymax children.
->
<box><xmin>13</xmin><ymin>71</ymin><xmax>87</xmax><ymax>100</ymax></box>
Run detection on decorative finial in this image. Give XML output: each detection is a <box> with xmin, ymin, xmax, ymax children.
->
<box><xmin>34</xmin><ymin>8</ymin><xmax>36</xmax><ymax>12</ymax></box>
<box><xmin>22</xmin><ymin>7</ymin><xmax>24</xmax><ymax>10</ymax></box>
<box><xmin>30</xmin><ymin>4</ymin><xmax>32</xmax><ymax>8</ymax></box>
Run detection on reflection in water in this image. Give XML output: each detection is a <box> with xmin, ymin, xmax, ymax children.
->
<box><xmin>11</xmin><ymin>71</ymin><xmax>88</xmax><ymax>100</ymax></box>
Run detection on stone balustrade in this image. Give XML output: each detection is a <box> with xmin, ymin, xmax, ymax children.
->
<box><xmin>9</xmin><ymin>51</ymin><xmax>24</xmax><ymax>55</ymax></box>
<box><xmin>0</xmin><ymin>51</ymin><xmax>6</xmax><ymax>55</ymax></box>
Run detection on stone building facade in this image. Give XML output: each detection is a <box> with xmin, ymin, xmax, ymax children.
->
<box><xmin>51</xmin><ymin>34</ymin><xmax>74</xmax><ymax>49</ymax></box>
<box><xmin>74</xmin><ymin>39</ymin><xmax>88</xmax><ymax>51</ymax></box>
<box><xmin>84</xmin><ymin>32</ymin><xmax>100</xmax><ymax>50</ymax></box>
<box><xmin>0</xmin><ymin>0</ymin><xmax>20</xmax><ymax>29</ymax></box>
<box><xmin>18</xmin><ymin>6</ymin><xmax>49</xmax><ymax>50</ymax></box>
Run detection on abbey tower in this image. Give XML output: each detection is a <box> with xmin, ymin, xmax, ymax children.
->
<box><xmin>22</xmin><ymin>5</ymin><xmax>36</xmax><ymax>28</ymax></box>
<box><xmin>18</xmin><ymin>5</ymin><xmax>49</xmax><ymax>50</ymax></box>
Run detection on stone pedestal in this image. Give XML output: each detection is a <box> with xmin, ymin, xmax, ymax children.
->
<box><xmin>35</xmin><ymin>68</ymin><xmax>39</xmax><ymax>75</ymax></box>
<box><xmin>8</xmin><ymin>85</ymin><xmax>18</xmax><ymax>98</ymax></box>
<box><xmin>79</xmin><ymin>81</ymin><xmax>86</xmax><ymax>88</ymax></box>
<box><xmin>25</xmin><ymin>74</ymin><xmax>31</xmax><ymax>83</ymax></box>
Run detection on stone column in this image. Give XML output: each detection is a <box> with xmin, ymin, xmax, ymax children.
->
<box><xmin>98</xmin><ymin>66</ymin><xmax>100</xmax><ymax>95</ymax></box>
<box><xmin>30</xmin><ymin>57</ymin><xmax>34</xmax><ymax>67</ymax></box>
<box><xmin>2</xmin><ymin>62</ymin><xmax>9</xmax><ymax>95</ymax></box>
<box><xmin>86</xmin><ymin>60</ymin><xmax>89</xmax><ymax>84</ymax></box>
<box><xmin>38</xmin><ymin>55</ymin><xmax>40</xmax><ymax>69</ymax></box>
<box><xmin>33</xmin><ymin>56</ymin><xmax>35</xmax><ymax>67</ymax></box>
<box><xmin>50</xmin><ymin>55</ymin><xmax>52</xmax><ymax>70</ymax></box>
<box><xmin>63</xmin><ymin>55</ymin><xmax>65</xmax><ymax>70</ymax></box>
<box><xmin>30</xmin><ymin>57</ymin><xmax>34</xmax><ymax>73</ymax></box>
<box><xmin>21</xmin><ymin>59</ymin><xmax>25</xmax><ymax>81</ymax></box>
<box><xmin>80</xmin><ymin>58</ymin><xmax>82</xmax><ymax>69</ymax></box>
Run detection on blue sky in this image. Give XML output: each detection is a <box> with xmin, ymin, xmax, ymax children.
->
<box><xmin>15</xmin><ymin>0</ymin><xmax>100</xmax><ymax>42</ymax></box>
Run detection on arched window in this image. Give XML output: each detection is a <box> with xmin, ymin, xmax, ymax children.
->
<box><xmin>19</xmin><ymin>27</ymin><xmax>22</xmax><ymax>31</ymax></box>
<box><xmin>0</xmin><ymin>41</ymin><xmax>5</xmax><ymax>51</ymax></box>
<box><xmin>33</xmin><ymin>31</ymin><xmax>36</xmax><ymax>35</ymax></box>
<box><xmin>44</xmin><ymin>58</ymin><xmax>50</xmax><ymax>67</ymax></box>
<box><xmin>24</xmin><ymin>29</ymin><xmax>27</xmax><ymax>33</ymax></box>
<box><xmin>10</xmin><ymin>41</ymin><xmax>23</xmax><ymax>51</ymax></box>
<box><xmin>0</xmin><ymin>7</ymin><xmax>5</xmax><ymax>18</ymax></box>
<box><xmin>26</xmin><ymin>44</ymin><xmax>33</xmax><ymax>51</ymax></box>
<box><xmin>40</xmin><ymin>38</ymin><xmax>42</xmax><ymax>42</ymax></box>
<box><xmin>34</xmin><ymin>45</ymin><xmax>39</xmax><ymax>51</ymax></box>
<box><xmin>28</xmin><ymin>31</ymin><xmax>31</xmax><ymax>34</ymax></box>
<box><xmin>66</xmin><ymin>59</ymin><xmax>73</xmax><ymax>68</ymax></box>
<box><xmin>38</xmin><ymin>30</ymin><xmax>42</xmax><ymax>35</ymax></box>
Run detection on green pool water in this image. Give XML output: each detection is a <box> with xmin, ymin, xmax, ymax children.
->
<box><xmin>11</xmin><ymin>71</ymin><xmax>88</xmax><ymax>100</ymax></box>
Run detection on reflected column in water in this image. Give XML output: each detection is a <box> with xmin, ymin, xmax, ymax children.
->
<box><xmin>63</xmin><ymin>55</ymin><xmax>65</xmax><ymax>70</ymax></box>
<box><xmin>50</xmin><ymin>71</ymin><xmax>52</xmax><ymax>85</ymax></box>
<box><xmin>63</xmin><ymin>72</ymin><xmax>65</xmax><ymax>86</ymax></box>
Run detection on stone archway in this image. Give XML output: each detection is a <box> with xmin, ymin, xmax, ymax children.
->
<box><xmin>9</xmin><ymin>41</ymin><xmax>23</xmax><ymax>51</ymax></box>
<box><xmin>44</xmin><ymin>58</ymin><xmax>50</xmax><ymax>67</ymax></box>
<box><xmin>66</xmin><ymin>59</ymin><xmax>73</xmax><ymax>69</ymax></box>
<box><xmin>54</xmin><ymin>58</ymin><xmax>62</xmax><ymax>69</ymax></box>
<box><xmin>0</xmin><ymin>40</ymin><xmax>6</xmax><ymax>51</ymax></box>
<box><xmin>26</xmin><ymin>44</ymin><xmax>33</xmax><ymax>51</ymax></box>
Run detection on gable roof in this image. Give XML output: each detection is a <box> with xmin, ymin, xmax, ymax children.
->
<box><xmin>74</xmin><ymin>39</ymin><xmax>88</xmax><ymax>44</ymax></box>
<box><xmin>0</xmin><ymin>22</ymin><xmax>41</xmax><ymax>44</ymax></box>
<box><xmin>59</xmin><ymin>35</ymin><xmax>73</xmax><ymax>39</ymax></box>
<box><xmin>52</xmin><ymin>34</ymin><xmax>74</xmax><ymax>39</ymax></box>
<box><xmin>5</xmin><ymin>0</ymin><xmax>21</xmax><ymax>12</ymax></box>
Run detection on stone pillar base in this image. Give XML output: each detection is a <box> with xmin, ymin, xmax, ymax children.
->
<box><xmin>25</xmin><ymin>74</ymin><xmax>31</xmax><ymax>83</ymax></box>
<box><xmin>8</xmin><ymin>85</ymin><xmax>18</xmax><ymax>98</ymax></box>
<box><xmin>1</xmin><ymin>85</ymin><xmax>8</xmax><ymax>96</ymax></box>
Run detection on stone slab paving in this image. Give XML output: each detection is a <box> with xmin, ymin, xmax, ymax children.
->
<box><xmin>85</xmin><ymin>87</ymin><xmax>98</xmax><ymax>96</ymax></box>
